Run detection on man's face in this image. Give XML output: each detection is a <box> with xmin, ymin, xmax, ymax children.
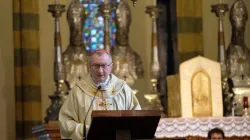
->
<box><xmin>90</xmin><ymin>53</ymin><xmax>112</xmax><ymax>83</ymax></box>
<box><xmin>211</xmin><ymin>133</ymin><xmax>223</xmax><ymax>140</ymax></box>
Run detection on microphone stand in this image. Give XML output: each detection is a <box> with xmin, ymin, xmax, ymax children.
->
<box><xmin>83</xmin><ymin>85</ymin><xmax>102</xmax><ymax>140</ymax></box>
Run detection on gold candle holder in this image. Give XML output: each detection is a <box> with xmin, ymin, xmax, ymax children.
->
<box><xmin>211</xmin><ymin>4</ymin><xmax>229</xmax><ymax>79</ymax></box>
<box><xmin>45</xmin><ymin>4</ymin><xmax>68</xmax><ymax>123</ymax></box>
<box><xmin>144</xmin><ymin>5</ymin><xmax>163</xmax><ymax>111</ymax></box>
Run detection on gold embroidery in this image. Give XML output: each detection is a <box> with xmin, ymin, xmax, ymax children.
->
<box><xmin>191</xmin><ymin>68</ymin><xmax>212</xmax><ymax>117</ymax></box>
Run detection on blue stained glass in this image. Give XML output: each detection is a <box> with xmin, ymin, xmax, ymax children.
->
<box><xmin>91</xmin><ymin>43</ymin><xmax>97</xmax><ymax>50</ymax></box>
<box><xmin>100</xmin><ymin>44</ymin><xmax>104</xmax><ymax>49</ymax></box>
<box><xmin>91</xmin><ymin>37</ymin><xmax>97</xmax><ymax>42</ymax></box>
<box><xmin>91</xmin><ymin>29</ymin><xmax>97</xmax><ymax>35</ymax></box>
<box><xmin>86</xmin><ymin>46</ymin><xmax>90</xmax><ymax>51</ymax></box>
<box><xmin>84</xmin><ymin>20</ymin><xmax>90</xmax><ymax>26</ymax></box>
<box><xmin>98</xmin><ymin>17</ymin><xmax>103</xmax><ymax>21</ymax></box>
<box><xmin>82</xmin><ymin>0</ymin><xmax>118</xmax><ymax>52</ymax></box>
<box><xmin>111</xmin><ymin>12</ymin><xmax>115</xmax><ymax>17</ymax></box>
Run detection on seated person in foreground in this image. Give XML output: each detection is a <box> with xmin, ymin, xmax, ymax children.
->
<box><xmin>59</xmin><ymin>49</ymin><xmax>141</xmax><ymax>139</ymax></box>
<box><xmin>208</xmin><ymin>127</ymin><xmax>225</xmax><ymax>140</ymax></box>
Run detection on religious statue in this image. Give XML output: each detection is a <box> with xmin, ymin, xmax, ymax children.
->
<box><xmin>112</xmin><ymin>0</ymin><xmax>144</xmax><ymax>86</ymax></box>
<box><xmin>63</xmin><ymin>0</ymin><xmax>89</xmax><ymax>89</ymax></box>
<box><xmin>225</xmin><ymin>0</ymin><xmax>250</xmax><ymax>116</ymax></box>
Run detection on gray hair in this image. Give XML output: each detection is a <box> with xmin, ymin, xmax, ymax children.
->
<box><xmin>89</xmin><ymin>50</ymin><xmax>112</xmax><ymax>64</ymax></box>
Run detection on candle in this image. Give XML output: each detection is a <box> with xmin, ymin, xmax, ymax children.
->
<box><xmin>55</xmin><ymin>0</ymin><xmax>59</xmax><ymax>4</ymax></box>
<box><xmin>243</xmin><ymin>96</ymin><xmax>249</xmax><ymax>108</ymax></box>
<box><xmin>219</xmin><ymin>0</ymin><xmax>223</xmax><ymax>4</ymax></box>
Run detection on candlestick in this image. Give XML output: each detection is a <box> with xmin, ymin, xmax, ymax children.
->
<box><xmin>144</xmin><ymin>6</ymin><xmax>163</xmax><ymax>111</ymax></box>
<box><xmin>243</xmin><ymin>96</ymin><xmax>248</xmax><ymax>108</ymax></box>
<box><xmin>153</xmin><ymin>0</ymin><xmax>156</xmax><ymax>6</ymax></box>
<box><xmin>232</xmin><ymin>100</ymin><xmax>237</xmax><ymax>117</ymax></box>
<box><xmin>45</xmin><ymin>3</ymin><xmax>67</xmax><ymax>123</ymax></box>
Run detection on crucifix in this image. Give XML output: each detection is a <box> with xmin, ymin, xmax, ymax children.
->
<box><xmin>98</xmin><ymin>90</ymin><xmax>112</xmax><ymax>110</ymax></box>
<box><xmin>99</xmin><ymin>99</ymin><xmax>112</xmax><ymax>110</ymax></box>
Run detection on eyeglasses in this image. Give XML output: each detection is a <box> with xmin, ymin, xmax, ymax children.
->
<box><xmin>91</xmin><ymin>62</ymin><xmax>113</xmax><ymax>70</ymax></box>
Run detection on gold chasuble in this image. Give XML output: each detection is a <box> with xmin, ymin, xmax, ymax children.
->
<box><xmin>59</xmin><ymin>74</ymin><xmax>141</xmax><ymax>140</ymax></box>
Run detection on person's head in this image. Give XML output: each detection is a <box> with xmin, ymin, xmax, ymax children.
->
<box><xmin>230</xmin><ymin>0</ymin><xmax>248</xmax><ymax>29</ymax></box>
<box><xmin>89</xmin><ymin>49</ymin><xmax>113</xmax><ymax>84</ymax></box>
<box><xmin>67</xmin><ymin>1</ymin><xmax>84</xmax><ymax>46</ymax></box>
<box><xmin>208</xmin><ymin>128</ymin><xmax>225</xmax><ymax>140</ymax></box>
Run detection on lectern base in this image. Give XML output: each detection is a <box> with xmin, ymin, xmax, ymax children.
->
<box><xmin>32</xmin><ymin>121</ymin><xmax>61</xmax><ymax>140</ymax></box>
<box><xmin>116</xmin><ymin>130</ymin><xmax>131</xmax><ymax>140</ymax></box>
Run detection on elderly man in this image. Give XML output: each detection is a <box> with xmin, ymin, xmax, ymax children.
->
<box><xmin>59</xmin><ymin>49</ymin><xmax>141</xmax><ymax>139</ymax></box>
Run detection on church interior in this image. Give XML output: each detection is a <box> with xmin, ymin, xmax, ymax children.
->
<box><xmin>1</xmin><ymin>0</ymin><xmax>250</xmax><ymax>139</ymax></box>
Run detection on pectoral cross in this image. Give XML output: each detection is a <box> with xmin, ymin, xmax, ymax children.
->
<box><xmin>99</xmin><ymin>99</ymin><xmax>112</xmax><ymax>110</ymax></box>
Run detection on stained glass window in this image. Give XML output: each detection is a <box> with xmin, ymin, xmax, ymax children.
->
<box><xmin>82</xmin><ymin>0</ymin><xmax>119</xmax><ymax>52</ymax></box>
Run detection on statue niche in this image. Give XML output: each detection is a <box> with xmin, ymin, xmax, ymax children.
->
<box><xmin>112</xmin><ymin>0</ymin><xmax>144</xmax><ymax>86</ymax></box>
<box><xmin>225</xmin><ymin>0</ymin><xmax>250</xmax><ymax>116</ymax></box>
<box><xmin>63</xmin><ymin>0</ymin><xmax>89</xmax><ymax>89</ymax></box>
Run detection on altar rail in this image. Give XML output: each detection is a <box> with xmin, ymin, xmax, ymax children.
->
<box><xmin>155</xmin><ymin>117</ymin><xmax>250</xmax><ymax>139</ymax></box>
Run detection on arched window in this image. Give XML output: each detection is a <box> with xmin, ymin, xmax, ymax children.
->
<box><xmin>82</xmin><ymin>0</ymin><xmax>119</xmax><ymax>52</ymax></box>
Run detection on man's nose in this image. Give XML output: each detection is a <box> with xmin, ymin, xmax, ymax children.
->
<box><xmin>98</xmin><ymin>66</ymin><xmax>104</xmax><ymax>72</ymax></box>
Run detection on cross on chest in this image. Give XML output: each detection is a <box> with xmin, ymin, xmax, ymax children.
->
<box><xmin>99</xmin><ymin>99</ymin><xmax>112</xmax><ymax>110</ymax></box>
<box><xmin>99</xmin><ymin>99</ymin><xmax>112</xmax><ymax>107</ymax></box>
<box><xmin>241</xmin><ymin>73</ymin><xmax>245</xmax><ymax>80</ymax></box>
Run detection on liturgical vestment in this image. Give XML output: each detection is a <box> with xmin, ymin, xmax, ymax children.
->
<box><xmin>59</xmin><ymin>74</ymin><xmax>141</xmax><ymax>140</ymax></box>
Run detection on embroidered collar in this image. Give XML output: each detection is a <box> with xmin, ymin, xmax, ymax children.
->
<box><xmin>76</xmin><ymin>74</ymin><xmax>126</xmax><ymax>98</ymax></box>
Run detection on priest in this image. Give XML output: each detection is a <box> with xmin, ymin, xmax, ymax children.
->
<box><xmin>59</xmin><ymin>49</ymin><xmax>141</xmax><ymax>139</ymax></box>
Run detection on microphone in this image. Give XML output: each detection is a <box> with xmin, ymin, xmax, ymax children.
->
<box><xmin>83</xmin><ymin>85</ymin><xmax>102</xmax><ymax>140</ymax></box>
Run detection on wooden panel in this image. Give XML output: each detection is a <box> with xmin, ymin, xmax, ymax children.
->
<box><xmin>32</xmin><ymin>121</ymin><xmax>61</xmax><ymax>140</ymax></box>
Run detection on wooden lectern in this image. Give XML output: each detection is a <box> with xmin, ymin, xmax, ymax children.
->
<box><xmin>87</xmin><ymin>110</ymin><xmax>161</xmax><ymax>140</ymax></box>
